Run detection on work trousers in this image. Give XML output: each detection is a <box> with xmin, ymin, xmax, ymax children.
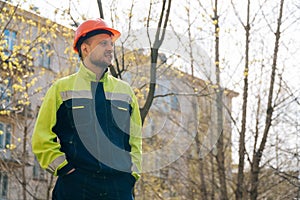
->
<box><xmin>52</xmin><ymin>169</ymin><xmax>136</xmax><ymax>200</ymax></box>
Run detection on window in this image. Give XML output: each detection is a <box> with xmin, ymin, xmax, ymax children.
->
<box><xmin>38</xmin><ymin>44</ymin><xmax>51</xmax><ymax>68</ymax></box>
<box><xmin>0</xmin><ymin>172</ymin><xmax>8</xmax><ymax>199</ymax></box>
<box><xmin>0</xmin><ymin>123</ymin><xmax>11</xmax><ymax>149</ymax></box>
<box><xmin>171</xmin><ymin>95</ymin><xmax>180</xmax><ymax>111</ymax></box>
<box><xmin>154</xmin><ymin>81</ymin><xmax>171</xmax><ymax>113</ymax></box>
<box><xmin>33</xmin><ymin>157</ymin><xmax>46</xmax><ymax>180</ymax></box>
<box><xmin>0</xmin><ymin>79</ymin><xmax>12</xmax><ymax>109</ymax></box>
<box><xmin>3</xmin><ymin>29</ymin><xmax>17</xmax><ymax>55</ymax></box>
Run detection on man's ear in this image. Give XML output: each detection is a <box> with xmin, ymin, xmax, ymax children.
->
<box><xmin>80</xmin><ymin>43</ymin><xmax>89</xmax><ymax>57</ymax></box>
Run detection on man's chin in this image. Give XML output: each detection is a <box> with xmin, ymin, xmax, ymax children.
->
<box><xmin>94</xmin><ymin>61</ymin><xmax>111</xmax><ymax>69</ymax></box>
<box><xmin>102</xmin><ymin>62</ymin><xmax>111</xmax><ymax>68</ymax></box>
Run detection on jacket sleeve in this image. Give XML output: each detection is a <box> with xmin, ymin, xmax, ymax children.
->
<box><xmin>129</xmin><ymin>90</ymin><xmax>142</xmax><ymax>180</ymax></box>
<box><xmin>31</xmin><ymin>83</ymin><xmax>73</xmax><ymax>176</ymax></box>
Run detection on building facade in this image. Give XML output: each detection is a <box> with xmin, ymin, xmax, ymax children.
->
<box><xmin>0</xmin><ymin>1</ymin><xmax>76</xmax><ymax>199</ymax></box>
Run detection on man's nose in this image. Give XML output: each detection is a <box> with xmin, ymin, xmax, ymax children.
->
<box><xmin>107</xmin><ymin>42</ymin><xmax>113</xmax><ymax>50</ymax></box>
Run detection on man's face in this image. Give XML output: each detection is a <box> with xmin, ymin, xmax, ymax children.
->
<box><xmin>83</xmin><ymin>34</ymin><xmax>114</xmax><ymax>68</ymax></box>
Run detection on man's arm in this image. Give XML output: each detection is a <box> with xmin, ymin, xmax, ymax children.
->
<box><xmin>129</xmin><ymin>91</ymin><xmax>142</xmax><ymax>180</ymax></box>
<box><xmin>31</xmin><ymin>84</ymin><xmax>73</xmax><ymax>176</ymax></box>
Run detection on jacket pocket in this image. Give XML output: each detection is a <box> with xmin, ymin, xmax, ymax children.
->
<box><xmin>110</xmin><ymin>100</ymin><xmax>131</xmax><ymax>134</ymax></box>
<box><xmin>65</xmin><ymin>100</ymin><xmax>93</xmax><ymax>128</ymax></box>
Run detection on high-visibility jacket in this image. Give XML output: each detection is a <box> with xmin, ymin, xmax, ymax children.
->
<box><xmin>32</xmin><ymin>62</ymin><xmax>142</xmax><ymax>180</ymax></box>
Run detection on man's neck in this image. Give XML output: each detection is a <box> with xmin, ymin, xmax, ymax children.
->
<box><xmin>95</xmin><ymin>68</ymin><xmax>106</xmax><ymax>80</ymax></box>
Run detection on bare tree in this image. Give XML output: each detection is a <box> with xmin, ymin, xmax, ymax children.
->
<box><xmin>249</xmin><ymin>0</ymin><xmax>285</xmax><ymax>199</ymax></box>
<box><xmin>234</xmin><ymin>0</ymin><xmax>251</xmax><ymax>199</ymax></box>
<box><xmin>212</xmin><ymin>0</ymin><xmax>229</xmax><ymax>199</ymax></box>
<box><xmin>139</xmin><ymin>0</ymin><xmax>172</xmax><ymax>123</ymax></box>
<box><xmin>97</xmin><ymin>0</ymin><xmax>104</xmax><ymax>19</ymax></box>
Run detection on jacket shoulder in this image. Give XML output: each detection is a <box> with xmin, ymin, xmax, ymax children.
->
<box><xmin>52</xmin><ymin>72</ymin><xmax>78</xmax><ymax>89</ymax></box>
<box><xmin>108</xmin><ymin>74</ymin><xmax>131</xmax><ymax>87</ymax></box>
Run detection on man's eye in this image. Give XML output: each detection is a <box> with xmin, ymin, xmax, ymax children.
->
<box><xmin>100</xmin><ymin>41</ymin><xmax>107</xmax><ymax>46</ymax></box>
<box><xmin>99</xmin><ymin>41</ymin><xmax>113</xmax><ymax>47</ymax></box>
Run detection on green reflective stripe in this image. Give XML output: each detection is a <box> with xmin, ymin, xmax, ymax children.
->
<box><xmin>117</xmin><ymin>106</ymin><xmax>128</xmax><ymax>111</ymax></box>
<box><xmin>47</xmin><ymin>155</ymin><xmax>66</xmax><ymax>174</ymax></box>
<box><xmin>105</xmin><ymin>92</ymin><xmax>132</xmax><ymax>104</ymax></box>
<box><xmin>72</xmin><ymin>105</ymin><xmax>85</xmax><ymax>109</ymax></box>
<box><xmin>60</xmin><ymin>90</ymin><xmax>92</xmax><ymax>101</ymax></box>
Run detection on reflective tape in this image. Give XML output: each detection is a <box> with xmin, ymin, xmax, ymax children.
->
<box><xmin>47</xmin><ymin>155</ymin><xmax>66</xmax><ymax>174</ymax></box>
<box><xmin>60</xmin><ymin>90</ymin><xmax>92</xmax><ymax>101</ymax></box>
<box><xmin>105</xmin><ymin>92</ymin><xmax>132</xmax><ymax>104</ymax></box>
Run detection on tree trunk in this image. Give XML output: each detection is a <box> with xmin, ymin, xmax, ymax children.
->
<box><xmin>236</xmin><ymin>0</ymin><xmax>251</xmax><ymax>199</ymax></box>
<box><xmin>213</xmin><ymin>0</ymin><xmax>228</xmax><ymax>199</ymax></box>
<box><xmin>249</xmin><ymin>0</ymin><xmax>285</xmax><ymax>199</ymax></box>
<box><xmin>210</xmin><ymin>153</ymin><xmax>215</xmax><ymax>200</ymax></box>
<box><xmin>21</xmin><ymin>83</ymin><xmax>30</xmax><ymax>200</ymax></box>
<box><xmin>97</xmin><ymin>0</ymin><xmax>104</xmax><ymax>19</ymax></box>
<box><xmin>140</xmin><ymin>0</ymin><xmax>172</xmax><ymax>124</ymax></box>
<box><xmin>195</xmin><ymin>133</ymin><xmax>208</xmax><ymax>198</ymax></box>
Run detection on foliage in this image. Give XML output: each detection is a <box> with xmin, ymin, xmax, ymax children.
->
<box><xmin>0</xmin><ymin>2</ymin><xmax>76</xmax><ymax>199</ymax></box>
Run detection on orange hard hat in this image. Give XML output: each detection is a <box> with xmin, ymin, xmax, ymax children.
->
<box><xmin>73</xmin><ymin>18</ymin><xmax>121</xmax><ymax>53</ymax></box>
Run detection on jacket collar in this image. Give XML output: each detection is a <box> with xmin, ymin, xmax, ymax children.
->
<box><xmin>78</xmin><ymin>62</ymin><xmax>108</xmax><ymax>82</ymax></box>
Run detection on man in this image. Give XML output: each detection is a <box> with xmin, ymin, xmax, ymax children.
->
<box><xmin>32</xmin><ymin>18</ymin><xmax>142</xmax><ymax>200</ymax></box>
